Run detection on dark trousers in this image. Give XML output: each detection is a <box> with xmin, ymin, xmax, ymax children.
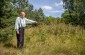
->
<box><xmin>16</xmin><ymin>27</ymin><xmax>24</xmax><ymax>48</ymax></box>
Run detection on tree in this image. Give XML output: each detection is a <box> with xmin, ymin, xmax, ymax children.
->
<box><xmin>62</xmin><ymin>0</ymin><xmax>85</xmax><ymax>26</ymax></box>
<box><xmin>0</xmin><ymin>0</ymin><xmax>13</xmax><ymax>28</ymax></box>
<box><xmin>38</xmin><ymin>8</ymin><xmax>45</xmax><ymax>21</ymax></box>
<box><xmin>31</xmin><ymin>8</ymin><xmax>45</xmax><ymax>22</ymax></box>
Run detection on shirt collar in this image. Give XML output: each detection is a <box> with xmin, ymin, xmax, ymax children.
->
<box><xmin>20</xmin><ymin>16</ymin><xmax>25</xmax><ymax>19</ymax></box>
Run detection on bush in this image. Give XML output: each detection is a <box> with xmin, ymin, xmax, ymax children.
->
<box><xmin>0</xmin><ymin>26</ymin><xmax>14</xmax><ymax>43</ymax></box>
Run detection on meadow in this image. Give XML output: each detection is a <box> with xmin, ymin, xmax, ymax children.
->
<box><xmin>0</xmin><ymin>22</ymin><xmax>85</xmax><ymax>55</ymax></box>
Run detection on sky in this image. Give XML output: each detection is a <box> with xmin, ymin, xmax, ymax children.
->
<box><xmin>29</xmin><ymin>0</ymin><xmax>65</xmax><ymax>18</ymax></box>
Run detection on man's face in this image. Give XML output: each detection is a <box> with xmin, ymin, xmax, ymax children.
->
<box><xmin>20</xmin><ymin>12</ymin><xmax>26</xmax><ymax>17</ymax></box>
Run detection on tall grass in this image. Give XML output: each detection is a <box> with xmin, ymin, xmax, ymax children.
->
<box><xmin>0</xmin><ymin>22</ymin><xmax>85</xmax><ymax>55</ymax></box>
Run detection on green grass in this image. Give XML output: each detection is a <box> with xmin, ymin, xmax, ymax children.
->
<box><xmin>0</xmin><ymin>22</ymin><xmax>85</xmax><ymax>55</ymax></box>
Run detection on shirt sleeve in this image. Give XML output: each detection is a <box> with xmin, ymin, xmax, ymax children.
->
<box><xmin>15</xmin><ymin>17</ymin><xmax>19</xmax><ymax>32</ymax></box>
<box><xmin>25</xmin><ymin>18</ymin><xmax>37</xmax><ymax>24</ymax></box>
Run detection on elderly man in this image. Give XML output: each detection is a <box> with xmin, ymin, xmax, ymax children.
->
<box><xmin>15</xmin><ymin>11</ymin><xmax>37</xmax><ymax>48</ymax></box>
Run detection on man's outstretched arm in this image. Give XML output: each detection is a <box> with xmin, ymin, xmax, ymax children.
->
<box><xmin>25</xmin><ymin>18</ymin><xmax>37</xmax><ymax>24</ymax></box>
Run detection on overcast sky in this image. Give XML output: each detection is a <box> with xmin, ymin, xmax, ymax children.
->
<box><xmin>29</xmin><ymin>0</ymin><xmax>65</xmax><ymax>18</ymax></box>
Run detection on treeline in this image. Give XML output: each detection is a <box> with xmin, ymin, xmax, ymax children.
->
<box><xmin>1</xmin><ymin>0</ymin><xmax>85</xmax><ymax>28</ymax></box>
<box><xmin>62</xmin><ymin>0</ymin><xmax>85</xmax><ymax>27</ymax></box>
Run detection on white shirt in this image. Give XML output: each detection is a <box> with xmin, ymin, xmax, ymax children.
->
<box><xmin>15</xmin><ymin>17</ymin><xmax>37</xmax><ymax>31</ymax></box>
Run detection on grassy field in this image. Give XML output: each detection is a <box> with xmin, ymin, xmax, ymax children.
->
<box><xmin>0</xmin><ymin>22</ymin><xmax>85</xmax><ymax>55</ymax></box>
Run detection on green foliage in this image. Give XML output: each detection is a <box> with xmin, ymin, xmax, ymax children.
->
<box><xmin>0</xmin><ymin>0</ymin><xmax>13</xmax><ymax>28</ymax></box>
<box><xmin>31</xmin><ymin>8</ymin><xmax>45</xmax><ymax>22</ymax></box>
<box><xmin>0</xmin><ymin>26</ymin><xmax>14</xmax><ymax>43</ymax></box>
<box><xmin>62</xmin><ymin>0</ymin><xmax>85</xmax><ymax>27</ymax></box>
<box><xmin>37</xmin><ymin>8</ymin><xmax>45</xmax><ymax>21</ymax></box>
<box><xmin>45</xmin><ymin>16</ymin><xmax>55</xmax><ymax>24</ymax></box>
